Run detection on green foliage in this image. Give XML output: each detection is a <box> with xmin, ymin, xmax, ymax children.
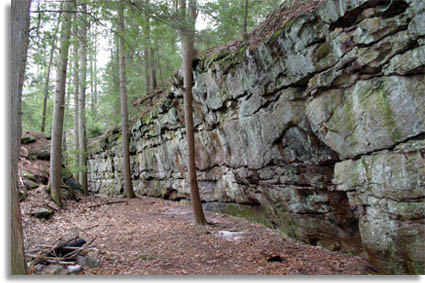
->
<box><xmin>24</xmin><ymin>0</ymin><xmax>284</xmax><ymax>162</ymax></box>
<box><xmin>67</xmin><ymin>149</ymin><xmax>89</xmax><ymax>176</ymax></box>
<box><xmin>199</xmin><ymin>0</ymin><xmax>280</xmax><ymax>48</ymax></box>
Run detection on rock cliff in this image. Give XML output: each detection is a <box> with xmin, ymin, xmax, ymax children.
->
<box><xmin>88</xmin><ymin>0</ymin><xmax>425</xmax><ymax>274</ymax></box>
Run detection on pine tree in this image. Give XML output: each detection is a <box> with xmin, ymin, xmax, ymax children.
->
<box><xmin>78</xmin><ymin>3</ymin><xmax>89</xmax><ymax>195</ymax></box>
<box><xmin>118</xmin><ymin>2</ymin><xmax>136</xmax><ymax>199</ymax></box>
<box><xmin>49</xmin><ymin>1</ymin><xmax>73</xmax><ymax>207</ymax></box>
<box><xmin>178</xmin><ymin>0</ymin><xmax>207</xmax><ymax>225</ymax></box>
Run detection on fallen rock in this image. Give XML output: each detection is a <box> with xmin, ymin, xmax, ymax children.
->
<box><xmin>29</xmin><ymin>206</ymin><xmax>54</xmax><ymax>219</ymax></box>
<box><xmin>214</xmin><ymin>230</ymin><xmax>247</xmax><ymax>241</ymax></box>
<box><xmin>34</xmin><ymin>264</ymin><xmax>46</xmax><ymax>272</ymax></box>
<box><xmin>30</xmin><ymin>147</ymin><xmax>50</xmax><ymax>160</ymax></box>
<box><xmin>23</xmin><ymin>178</ymin><xmax>38</xmax><ymax>190</ymax></box>
<box><xmin>21</xmin><ymin>134</ymin><xmax>36</xmax><ymax>144</ymax></box>
<box><xmin>41</xmin><ymin>264</ymin><xmax>67</xmax><ymax>275</ymax></box>
<box><xmin>22</xmin><ymin>170</ymin><xmax>37</xmax><ymax>182</ymax></box>
<box><xmin>77</xmin><ymin>255</ymin><xmax>100</xmax><ymax>268</ymax></box>
<box><xmin>64</xmin><ymin>177</ymin><xmax>83</xmax><ymax>194</ymax></box>
<box><xmin>67</xmin><ymin>264</ymin><xmax>82</xmax><ymax>274</ymax></box>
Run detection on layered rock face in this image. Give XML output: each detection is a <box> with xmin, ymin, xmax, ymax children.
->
<box><xmin>88</xmin><ymin>0</ymin><xmax>425</xmax><ymax>274</ymax></box>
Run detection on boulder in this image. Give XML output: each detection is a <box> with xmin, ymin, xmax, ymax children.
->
<box><xmin>21</xmin><ymin>134</ymin><xmax>36</xmax><ymax>144</ymax></box>
<box><xmin>77</xmin><ymin>255</ymin><xmax>100</xmax><ymax>268</ymax></box>
<box><xmin>41</xmin><ymin>264</ymin><xmax>67</xmax><ymax>275</ymax></box>
<box><xmin>23</xmin><ymin>178</ymin><xmax>38</xmax><ymax>190</ymax></box>
<box><xmin>22</xmin><ymin>170</ymin><xmax>37</xmax><ymax>182</ymax></box>
<box><xmin>29</xmin><ymin>206</ymin><xmax>54</xmax><ymax>219</ymax></box>
<box><xmin>67</xmin><ymin>265</ymin><xmax>82</xmax><ymax>274</ymax></box>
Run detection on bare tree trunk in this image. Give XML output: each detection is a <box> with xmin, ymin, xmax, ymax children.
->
<box><xmin>113</xmin><ymin>34</ymin><xmax>121</xmax><ymax>120</ymax></box>
<box><xmin>89</xmin><ymin>41</ymin><xmax>94</xmax><ymax>114</ymax></box>
<box><xmin>155</xmin><ymin>37</ymin><xmax>164</xmax><ymax>86</ymax></box>
<box><xmin>142</xmin><ymin>6</ymin><xmax>152</xmax><ymax>95</ymax></box>
<box><xmin>72</xmin><ymin>28</ymin><xmax>80</xmax><ymax>180</ymax></box>
<box><xmin>63</xmin><ymin>85</ymin><xmax>71</xmax><ymax>166</ymax></box>
<box><xmin>89</xmin><ymin>23</ymin><xmax>98</xmax><ymax>116</ymax></box>
<box><xmin>79</xmin><ymin>3</ymin><xmax>88</xmax><ymax>196</ymax></box>
<box><xmin>243</xmin><ymin>0</ymin><xmax>249</xmax><ymax>39</ymax></box>
<box><xmin>11</xmin><ymin>0</ymin><xmax>32</xmax><ymax>274</ymax></box>
<box><xmin>150</xmin><ymin>46</ymin><xmax>157</xmax><ymax>90</ymax></box>
<box><xmin>50</xmin><ymin>0</ymin><xmax>73</xmax><ymax>207</ymax></box>
<box><xmin>63</xmin><ymin>127</ymin><xmax>67</xmax><ymax>165</ymax></box>
<box><xmin>93</xmin><ymin>26</ymin><xmax>98</xmax><ymax>115</ymax></box>
<box><xmin>179</xmin><ymin>0</ymin><xmax>207</xmax><ymax>225</ymax></box>
<box><xmin>41</xmin><ymin>43</ymin><xmax>55</xmax><ymax>133</ymax></box>
<box><xmin>118</xmin><ymin>3</ymin><xmax>136</xmax><ymax>199</ymax></box>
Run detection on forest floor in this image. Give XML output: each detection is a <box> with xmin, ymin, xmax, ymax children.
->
<box><xmin>19</xmin><ymin>131</ymin><xmax>371</xmax><ymax>275</ymax></box>
<box><xmin>22</xmin><ymin>194</ymin><xmax>371</xmax><ymax>275</ymax></box>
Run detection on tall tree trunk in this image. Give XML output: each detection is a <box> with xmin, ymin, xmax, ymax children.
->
<box><xmin>73</xmin><ymin>36</ymin><xmax>80</xmax><ymax>180</ymax></box>
<box><xmin>118</xmin><ymin>3</ymin><xmax>136</xmax><ymax>199</ymax></box>
<box><xmin>89</xmin><ymin>46</ymin><xmax>94</xmax><ymax>115</ymax></box>
<box><xmin>79</xmin><ymin>3</ymin><xmax>88</xmax><ymax>196</ymax></box>
<box><xmin>142</xmin><ymin>8</ymin><xmax>152</xmax><ymax>95</ymax></box>
<box><xmin>63</xmin><ymin>128</ymin><xmax>67</xmax><ymax>165</ymax></box>
<box><xmin>89</xmin><ymin>23</ymin><xmax>97</xmax><ymax>116</ymax></box>
<box><xmin>243</xmin><ymin>0</ymin><xmax>249</xmax><ymax>39</ymax></box>
<box><xmin>49</xmin><ymin>1</ymin><xmax>73</xmax><ymax>207</ymax></box>
<box><xmin>93</xmin><ymin>25</ymin><xmax>98</xmax><ymax>116</ymax></box>
<box><xmin>11</xmin><ymin>0</ymin><xmax>32</xmax><ymax>274</ymax></box>
<box><xmin>41</xmin><ymin>43</ymin><xmax>55</xmax><ymax>133</ymax></box>
<box><xmin>178</xmin><ymin>0</ymin><xmax>207</xmax><ymax>225</ymax></box>
<box><xmin>40</xmin><ymin>16</ymin><xmax>61</xmax><ymax>133</ymax></box>
<box><xmin>150</xmin><ymin>46</ymin><xmax>157</xmax><ymax>90</ymax></box>
<box><xmin>63</xmin><ymin>84</ymin><xmax>71</xmax><ymax>166</ymax></box>
<box><xmin>155</xmin><ymin>37</ymin><xmax>164</xmax><ymax>86</ymax></box>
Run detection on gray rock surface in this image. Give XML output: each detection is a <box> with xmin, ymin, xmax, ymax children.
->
<box><xmin>88</xmin><ymin>0</ymin><xmax>424</xmax><ymax>274</ymax></box>
<box><xmin>334</xmin><ymin>139</ymin><xmax>425</xmax><ymax>274</ymax></box>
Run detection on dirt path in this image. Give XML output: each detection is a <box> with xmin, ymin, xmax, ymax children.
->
<box><xmin>22</xmin><ymin>195</ymin><xmax>369</xmax><ymax>275</ymax></box>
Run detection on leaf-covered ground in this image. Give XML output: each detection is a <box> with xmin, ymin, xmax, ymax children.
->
<box><xmin>22</xmin><ymin>193</ymin><xmax>370</xmax><ymax>275</ymax></box>
<box><xmin>18</xmin><ymin>132</ymin><xmax>370</xmax><ymax>275</ymax></box>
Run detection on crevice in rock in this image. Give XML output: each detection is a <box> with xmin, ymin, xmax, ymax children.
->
<box><xmin>329</xmin><ymin>0</ymin><xmax>389</xmax><ymax>30</ymax></box>
<box><xmin>379</xmin><ymin>0</ymin><xmax>409</xmax><ymax>18</ymax></box>
<box><xmin>345</xmin><ymin>131</ymin><xmax>425</xmax><ymax>161</ymax></box>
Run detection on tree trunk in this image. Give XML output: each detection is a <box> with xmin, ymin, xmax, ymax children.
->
<box><xmin>112</xmin><ymin>33</ymin><xmax>121</xmax><ymax>122</ymax></box>
<box><xmin>49</xmin><ymin>0</ymin><xmax>73</xmax><ymax>207</ymax></box>
<box><xmin>142</xmin><ymin>5</ymin><xmax>152</xmax><ymax>95</ymax></box>
<box><xmin>243</xmin><ymin>0</ymin><xmax>249</xmax><ymax>39</ymax></box>
<box><xmin>79</xmin><ymin>3</ymin><xmax>88</xmax><ymax>196</ymax></box>
<box><xmin>63</xmin><ymin>127</ymin><xmax>67</xmax><ymax>165</ymax></box>
<box><xmin>118</xmin><ymin>3</ymin><xmax>136</xmax><ymax>199</ymax></box>
<box><xmin>41</xmin><ymin>43</ymin><xmax>55</xmax><ymax>133</ymax></box>
<box><xmin>72</xmin><ymin>28</ymin><xmax>80</xmax><ymax>180</ymax></box>
<box><xmin>63</xmin><ymin>86</ymin><xmax>71</xmax><ymax>166</ymax></box>
<box><xmin>155</xmin><ymin>37</ymin><xmax>164</xmax><ymax>86</ymax></box>
<box><xmin>150</xmin><ymin>46</ymin><xmax>158</xmax><ymax>90</ymax></box>
<box><xmin>89</xmin><ymin>24</ymin><xmax>98</xmax><ymax>116</ymax></box>
<box><xmin>11</xmin><ymin>0</ymin><xmax>32</xmax><ymax>274</ymax></box>
<box><xmin>93</xmin><ymin>27</ymin><xmax>98</xmax><ymax>115</ymax></box>
<box><xmin>179</xmin><ymin>0</ymin><xmax>207</xmax><ymax>225</ymax></box>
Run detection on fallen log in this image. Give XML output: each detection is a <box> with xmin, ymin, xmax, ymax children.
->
<box><xmin>28</xmin><ymin>236</ymin><xmax>96</xmax><ymax>266</ymax></box>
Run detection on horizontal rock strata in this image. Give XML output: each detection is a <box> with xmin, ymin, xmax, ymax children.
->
<box><xmin>88</xmin><ymin>0</ymin><xmax>425</xmax><ymax>274</ymax></box>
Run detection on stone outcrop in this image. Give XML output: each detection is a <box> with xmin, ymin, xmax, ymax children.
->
<box><xmin>88</xmin><ymin>0</ymin><xmax>425</xmax><ymax>274</ymax></box>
